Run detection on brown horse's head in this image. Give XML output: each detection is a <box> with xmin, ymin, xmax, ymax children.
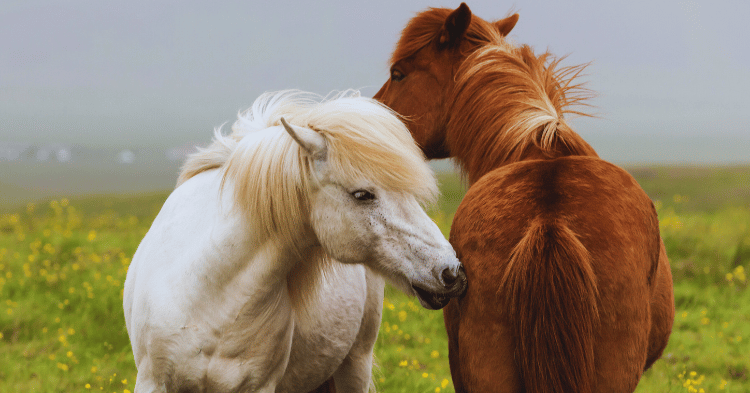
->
<box><xmin>376</xmin><ymin>4</ymin><xmax>597</xmax><ymax>182</ymax></box>
<box><xmin>373</xmin><ymin>3</ymin><xmax>518</xmax><ymax>159</ymax></box>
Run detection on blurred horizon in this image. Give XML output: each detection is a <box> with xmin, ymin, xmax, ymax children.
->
<box><xmin>2</xmin><ymin>0</ymin><xmax>749</xmax><ymax>202</ymax></box>
<box><xmin>2</xmin><ymin>141</ymin><xmax>749</xmax><ymax>210</ymax></box>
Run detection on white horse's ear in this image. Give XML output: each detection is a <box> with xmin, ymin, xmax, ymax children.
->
<box><xmin>280</xmin><ymin>117</ymin><xmax>327</xmax><ymax>160</ymax></box>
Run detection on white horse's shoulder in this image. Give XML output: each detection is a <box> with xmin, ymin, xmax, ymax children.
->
<box><xmin>277</xmin><ymin>263</ymin><xmax>375</xmax><ymax>393</ymax></box>
<box><xmin>126</xmin><ymin>169</ymin><xmax>302</xmax><ymax>392</ymax></box>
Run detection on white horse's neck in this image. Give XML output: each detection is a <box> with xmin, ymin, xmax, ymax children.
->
<box><xmin>173</xmin><ymin>170</ymin><xmax>316</xmax><ymax>329</ymax></box>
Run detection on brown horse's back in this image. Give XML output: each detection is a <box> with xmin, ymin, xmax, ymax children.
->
<box><xmin>447</xmin><ymin>156</ymin><xmax>673</xmax><ymax>393</ymax></box>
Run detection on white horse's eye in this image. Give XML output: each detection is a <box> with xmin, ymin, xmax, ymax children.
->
<box><xmin>351</xmin><ymin>190</ymin><xmax>376</xmax><ymax>201</ymax></box>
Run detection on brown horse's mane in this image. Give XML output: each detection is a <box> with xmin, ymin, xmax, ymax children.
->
<box><xmin>448</xmin><ymin>44</ymin><xmax>597</xmax><ymax>180</ymax></box>
<box><xmin>391</xmin><ymin>7</ymin><xmax>505</xmax><ymax>65</ymax></box>
<box><xmin>392</xmin><ymin>7</ymin><xmax>597</xmax><ymax>181</ymax></box>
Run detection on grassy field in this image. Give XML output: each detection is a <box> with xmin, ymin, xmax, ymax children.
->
<box><xmin>1</xmin><ymin>167</ymin><xmax>749</xmax><ymax>392</ymax></box>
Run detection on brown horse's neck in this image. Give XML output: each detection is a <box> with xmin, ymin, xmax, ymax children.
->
<box><xmin>445</xmin><ymin>44</ymin><xmax>598</xmax><ymax>184</ymax></box>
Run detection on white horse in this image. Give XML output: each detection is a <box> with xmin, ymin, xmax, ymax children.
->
<box><xmin>123</xmin><ymin>91</ymin><xmax>467</xmax><ymax>393</ymax></box>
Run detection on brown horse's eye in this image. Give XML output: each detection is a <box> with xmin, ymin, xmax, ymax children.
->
<box><xmin>390</xmin><ymin>69</ymin><xmax>405</xmax><ymax>82</ymax></box>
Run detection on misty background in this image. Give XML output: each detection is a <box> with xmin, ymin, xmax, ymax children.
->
<box><xmin>2</xmin><ymin>0</ymin><xmax>749</xmax><ymax>203</ymax></box>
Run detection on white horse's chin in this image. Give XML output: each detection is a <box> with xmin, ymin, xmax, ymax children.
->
<box><xmin>412</xmin><ymin>284</ymin><xmax>452</xmax><ymax>310</ymax></box>
<box><xmin>377</xmin><ymin>266</ymin><xmax>466</xmax><ymax>310</ymax></box>
<box><xmin>378</xmin><ymin>272</ymin><xmax>444</xmax><ymax>309</ymax></box>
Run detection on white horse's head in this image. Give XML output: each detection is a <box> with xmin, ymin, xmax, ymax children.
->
<box><xmin>280</xmin><ymin>117</ymin><xmax>466</xmax><ymax>309</ymax></box>
<box><xmin>182</xmin><ymin>91</ymin><xmax>467</xmax><ymax>309</ymax></box>
<box><xmin>281</xmin><ymin>99</ymin><xmax>466</xmax><ymax>309</ymax></box>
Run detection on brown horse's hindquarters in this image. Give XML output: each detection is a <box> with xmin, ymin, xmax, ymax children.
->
<box><xmin>645</xmin><ymin>240</ymin><xmax>675</xmax><ymax>370</ymax></box>
<box><xmin>448</xmin><ymin>157</ymin><xmax>668</xmax><ymax>393</ymax></box>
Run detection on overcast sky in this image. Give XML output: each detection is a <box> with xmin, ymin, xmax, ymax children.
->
<box><xmin>2</xmin><ymin>0</ymin><xmax>748</xmax><ymax>163</ymax></box>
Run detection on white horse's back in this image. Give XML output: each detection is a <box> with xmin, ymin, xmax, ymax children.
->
<box><xmin>124</xmin><ymin>169</ymin><xmax>236</xmax><ymax>361</ymax></box>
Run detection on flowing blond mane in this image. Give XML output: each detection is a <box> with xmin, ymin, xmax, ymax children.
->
<box><xmin>177</xmin><ymin>91</ymin><xmax>437</xmax><ymax>307</ymax></box>
<box><xmin>180</xmin><ymin>89</ymin><xmax>437</xmax><ymax>243</ymax></box>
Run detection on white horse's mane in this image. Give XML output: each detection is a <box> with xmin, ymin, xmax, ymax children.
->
<box><xmin>177</xmin><ymin>90</ymin><xmax>437</xmax><ymax>309</ymax></box>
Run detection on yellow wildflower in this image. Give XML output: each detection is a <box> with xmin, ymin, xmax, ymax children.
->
<box><xmin>734</xmin><ymin>265</ymin><xmax>746</xmax><ymax>282</ymax></box>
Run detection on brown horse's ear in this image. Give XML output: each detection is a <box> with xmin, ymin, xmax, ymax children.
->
<box><xmin>438</xmin><ymin>3</ymin><xmax>472</xmax><ymax>47</ymax></box>
<box><xmin>495</xmin><ymin>14</ymin><xmax>519</xmax><ymax>36</ymax></box>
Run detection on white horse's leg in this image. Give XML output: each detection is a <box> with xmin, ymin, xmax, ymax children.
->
<box><xmin>332</xmin><ymin>269</ymin><xmax>384</xmax><ymax>392</ymax></box>
<box><xmin>133</xmin><ymin>359</ymin><xmax>166</xmax><ymax>393</ymax></box>
<box><xmin>255</xmin><ymin>384</ymin><xmax>278</xmax><ymax>393</ymax></box>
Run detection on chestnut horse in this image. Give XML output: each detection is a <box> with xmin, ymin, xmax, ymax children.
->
<box><xmin>374</xmin><ymin>4</ymin><xmax>674</xmax><ymax>393</ymax></box>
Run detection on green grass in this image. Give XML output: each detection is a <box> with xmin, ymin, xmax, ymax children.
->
<box><xmin>628</xmin><ymin>165</ymin><xmax>750</xmax><ymax>213</ymax></box>
<box><xmin>1</xmin><ymin>166</ymin><xmax>749</xmax><ymax>392</ymax></box>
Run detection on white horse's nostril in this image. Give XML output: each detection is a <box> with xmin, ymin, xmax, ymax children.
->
<box><xmin>443</xmin><ymin>264</ymin><xmax>467</xmax><ymax>295</ymax></box>
<box><xmin>442</xmin><ymin>267</ymin><xmax>459</xmax><ymax>286</ymax></box>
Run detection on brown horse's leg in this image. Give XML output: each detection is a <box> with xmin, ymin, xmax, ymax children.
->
<box><xmin>645</xmin><ymin>239</ymin><xmax>675</xmax><ymax>369</ymax></box>
<box><xmin>306</xmin><ymin>377</ymin><xmax>336</xmax><ymax>393</ymax></box>
<box><xmin>443</xmin><ymin>299</ymin><xmax>465</xmax><ymax>393</ymax></box>
<box><xmin>592</xmin><ymin>249</ymin><xmax>653</xmax><ymax>392</ymax></box>
<box><xmin>592</xmin><ymin>297</ymin><xmax>650</xmax><ymax>392</ymax></box>
<box><xmin>454</xmin><ymin>286</ymin><xmax>521</xmax><ymax>392</ymax></box>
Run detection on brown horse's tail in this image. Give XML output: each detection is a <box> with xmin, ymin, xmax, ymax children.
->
<box><xmin>500</xmin><ymin>218</ymin><xmax>599</xmax><ymax>393</ymax></box>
